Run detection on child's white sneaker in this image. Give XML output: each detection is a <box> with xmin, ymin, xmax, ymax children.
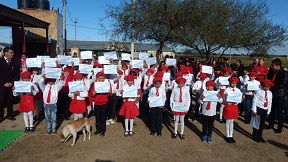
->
<box><xmin>106</xmin><ymin>120</ymin><xmax>110</xmax><ymax>125</ymax></box>
<box><xmin>109</xmin><ymin>119</ymin><xmax>115</xmax><ymax>124</ymax></box>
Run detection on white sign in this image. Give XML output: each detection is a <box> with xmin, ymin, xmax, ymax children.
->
<box><xmin>104</xmin><ymin>51</ymin><xmax>118</xmax><ymax>60</ymax></box>
<box><xmin>44</xmin><ymin>58</ymin><xmax>57</xmax><ymax>67</ymax></box>
<box><xmin>226</xmin><ymin>92</ymin><xmax>242</xmax><ymax>103</ymax></box>
<box><xmin>250</xmin><ymin>115</ymin><xmax>260</xmax><ymax>129</ymax></box>
<box><xmin>131</xmin><ymin>60</ymin><xmax>144</xmax><ymax>69</ymax></box>
<box><xmin>146</xmin><ymin>57</ymin><xmax>157</xmax><ymax>65</ymax></box>
<box><xmin>166</xmin><ymin>58</ymin><xmax>176</xmax><ymax>66</ymax></box>
<box><xmin>149</xmin><ymin>97</ymin><xmax>164</xmax><ymax>107</ymax></box>
<box><xmin>14</xmin><ymin>81</ymin><xmax>32</xmax><ymax>93</ymax></box>
<box><xmin>123</xmin><ymin>86</ymin><xmax>138</xmax><ymax>98</ymax></box>
<box><xmin>104</xmin><ymin>65</ymin><xmax>117</xmax><ymax>74</ymax></box>
<box><xmin>68</xmin><ymin>81</ymin><xmax>85</xmax><ymax>93</ymax></box>
<box><xmin>121</xmin><ymin>53</ymin><xmax>131</xmax><ymax>61</ymax></box>
<box><xmin>138</xmin><ymin>52</ymin><xmax>149</xmax><ymax>60</ymax></box>
<box><xmin>58</xmin><ymin>55</ymin><xmax>72</xmax><ymax>65</ymax></box>
<box><xmin>79</xmin><ymin>64</ymin><xmax>93</xmax><ymax>74</ymax></box>
<box><xmin>163</xmin><ymin>73</ymin><xmax>171</xmax><ymax>81</ymax></box>
<box><xmin>98</xmin><ymin>56</ymin><xmax>110</xmax><ymax>64</ymax></box>
<box><xmin>201</xmin><ymin>65</ymin><xmax>213</xmax><ymax>74</ymax></box>
<box><xmin>183</xmin><ymin>75</ymin><xmax>192</xmax><ymax>86</ymax></box>
<box><xmin>37</xmin><ymin>56</ymin><xmax>50</xmax><ymax>63</ymax></box>
<box><xmin>26</xmin><ymin>58</ymin><xmax>41</xmax><ymax>68</ymax></box>
<box><xmin>45</xmin><ymin>67</ymin><xmax>62</xmax><ymax>79</ymax></box>
<box><xmin>93</xmin><ymin>68</ymin><xmax>103</xmax><ymax>75</ymax></box>
<box><xmin>247</xmin><ymin>82</ymin><xmax>260</xmax><ymax>91</ymax></box>
<box><xmin>70</xmin><ymin>58</ymin><xmax>80</xmax><ymax>66</ymax></box>
<box><xmin>219</xmin><ymin>77</ymin><xmax>229</xmax><ymax>86</ymax></box>
<box><xmin>172</xmin><ymin>102</ymin><xmax>187</xmax><ymax>112</ymax></box>
<box><xmin>80</xmin><ymin>51</ymin><xmax>93</xmax><ymax>59</ymax></box>
<box><xmin>94</xmin><ymin>82</ymin><xmax>110</xmax><ymax>93</ymax></box>
<box><xmin>203</xmin><ymin>91</ymin><xmax>219</xmax><ymax>102</ymax></box>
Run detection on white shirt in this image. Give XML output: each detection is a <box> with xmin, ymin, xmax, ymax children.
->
<box><xmin>192</xmin><ymin>80</ymin><xmax>207</xmax><ymax>93</ymax></box>
<box><xmin>148</xmin><ymin>87</ymin><xmax>166</xmax><ymax>106</ymax></box>
<box><xmin>252</xmin><ymin>89</ymin><xmax>272</xmax><ymax>114</ymax></box>
<box><xmin>214</xmin><ymin>76</ymin><xmax>230</xmax><ymax>90</ymax></box>
<box><xmin>112</xmin><ymin>77</ymin><xmax>124</xmax><ymax>96</ymax></box>
<box><xmin>170</xmin><ymin>86</ymin><xmax>191</xmax><ymax>111</ymax></box>
<box><xmin>40</xmin><ymin>80</ymin><xmax>64</xmax><ymax>105</ymax></box>
<box><xmin>223</xmin><ymin>87</ymin><xmax>242</xmax><ymax>103</ymax></box>
<box><xmin>68</xmin><ymin>80</ymin><xmax>88</xmax><ymax>100</ymax></box>
<box><xmin>199</xmin><ymin>91</ymin><xmax>222</xmax><ymax>116</ymax></box>
<box><xmin>143</xmin><ymin>74</ymin><xmax>154</xmax><ymax>90</ymax></box>
<box><xmin>243</xmin><ymin>79</ymin><xmax>260</xmax><ymax>95</ymax></box>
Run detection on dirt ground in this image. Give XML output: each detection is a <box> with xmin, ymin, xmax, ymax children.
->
<box><xmin>0</xmin><ymin>104</ymin><xmax>288</xmax><ymax>162</ymax></box>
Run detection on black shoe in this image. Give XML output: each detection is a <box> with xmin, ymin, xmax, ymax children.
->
<box><xmin>258</xmin><ymin>136</ymin><xmax>266</xmax><ymax>143</ymax></box>
<box><xmin>24</xmin><ymin>127</ymin><xmax>30</xmax><ymax>133</ymax></box>
<box><xmin>129</xmin><ymin>131</ymin><xmax>134</xmax><ymax>136</ymax></box>
<box><xmin>180</xmin><ymin>134</ymin><xmax>185</xmax><ymax>140</ymax></box>
<box><xmin>252</xmin><ymin>136</ymin><xmax>260</xmax><ymax>143</ymax></box>
<box><xmin>231</xmin><ymin>137</ymin><xmax>236</xmax><ymax>143</ymax></box>
<box><xmin>226</xmin><ymin>137</ymin><xmax>232</xmax><ymax>143</ymax></box>
<box><xmin>219</xmin><ymin>119</ymin><xmax>223</xmax><ymax>123</ymax></box>
<box><xmin>150</xmin><ymin>132</ymin><xmax>155</xmax><ymax>136</ymax></box>
<box><xmin>94</xmin><ymin>130</ymin><xmax>101</xmax><ymax>135</ymax></box>
<box><xmin>8</xmin><ymin>116</ymin><xmax>16</xmax><ymax>120</ymax></box>
<box><xmin>172</xmin><ymin>133</ymin><xmax>177</xmax><ymax>139</ymax></box>
<box><xmin>100</xmin><ymin>132</ymin><xmax>105</xmax><ymax>136</ymax></box>
<box><xmin>30</xmin><ymin>127</ymin><xmax>35</xmax><ymax>132</ymax></box>
<box><xmin>274</xmin><ymin>129</ymin><xmax>282</xmax><ymax>134</ymax></box>
<box><xmin>157</xmin><ymin>132</ymin><xmax>162</xmax><ymax>136</ymax></box>
<box><xmin>124</xmin><ymin>131</ymin><xmax>129</xmax><ymax>137</ymax></box>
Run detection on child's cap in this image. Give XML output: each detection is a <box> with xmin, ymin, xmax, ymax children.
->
<box><xmin>160</xmin><ymin>66</ymin><xmax>169</xmax><ymax>72</ymax></box>
<box><xmin>222</xmin><ymin>68</ymin><xmax>232</xmax><ymax>75</ymax></box>
<box><xmin>206</xmin><ymin>80</ymin><xmax>216</xmax><ymax>87</ymax></box>
<box><xmin>153</xmin><ymin>77</ymin><xmax>162</xmax><ymax>83</ymax></box>
<box><xmin>73</xmin><ymin>73</ymin><xmax>83</xmax><ymax>80</ymax></box>
<box><xmin>20</xmin><ymin>71</ymin><xmax>31</xmax><ymax>79</ymax></box>
<box><xmin>154</xmin><ymin>71</ymin><xmax>164</xmax><ymax>78</ymax></box>
<box><xmin>117</xmin><ymin>70</ymin><xmax>123</xmax><ymax>75</ymax></box>
<box><xmin>146</xmin><ymin>68</ymin><xmax>154</xmax><ymax>74</ymax></box>
<box><xmin>64</xmin><ymin>67</ymin><xmax>70</xmax><ymax>72</ymax></box>
<box><xmin>248</xmin><ymin>72</ymin><xmax>257</xmax><ymax>77</ymax></box>
<box><xmin>93</xmin><ymin>62</ymin><xmax>103</xmax><ymax>68</ymax></box>
<box><xmin>96</xmin><ymin>71</ymin><xmax>105</xmax><ymax>78</ymax></box>
<box><xmin>181</xmin><ymin>69</ymin><xmax>189</xmax><ymax>74</ymax></box>
<box><xmin>122</xmin><ymin>62</ymin><xmax>128</xmax><ymax>68</ymax></box>
<box><xmin>176</xmin><ymin>77</ymin><xmax>186</xmax><ymax>83</ymax></box>
<box><xmin>229</xmin><ymin>77</ymin><xmax>239</xmax><ymax>83</ymax></box>
<box><xmin>261</xmin><ymin>79</ymin><xmax>274</xmax><ymax>87</ymax></box>
<box><xmin>198</xmin><ymin>73</ymin><xmax>207</xmax><ymax>80</ymax></box>
<box><xmin>125</xmin><ymin>75</ymin><xmax>134</xmax><ymax>81</ymax></box>
<box><xmin>175</xmin><ymin>72</ymin><xmax>183</xmax><ymax>77</ymax></box>
<box><xmin>130</xmin><ymin>68</ymin><xmax>138</xmax><ymax>74</ymax></box>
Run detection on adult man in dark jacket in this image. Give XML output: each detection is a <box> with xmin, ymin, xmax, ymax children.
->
<box><xmin>267</xmin><ymin>58</ymin><xmax>288</xmax><ymax>133</ymax></box>
<box><xmin>0</xmin><ymin>47</ymin><xmax>20</xmax><ymax>122</ymax></box>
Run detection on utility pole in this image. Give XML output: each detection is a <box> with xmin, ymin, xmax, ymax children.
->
<box><xmin>63</xmin><ymin>0</ymin><xmax>67</xmax><ymax>55</ymax></box>
<box><xmin>131</xmin><ymin>0</ymin><xmax>136</xmax><ymax>60</ymax></box>
<box><xmin>73</xmin><ymin>17</ymin><xmax>79</xmax><ymax>47</ymax></box>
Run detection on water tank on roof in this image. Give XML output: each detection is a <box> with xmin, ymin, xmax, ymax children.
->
<box><xmin>17</xmin><ymin>0</ymin><xmax>34</xmax><ymax>9</ymax></box>
<box><xmin>34</xmin><ymin>0</ymin><xmax>50</xmax><ymax>10</ymax></box>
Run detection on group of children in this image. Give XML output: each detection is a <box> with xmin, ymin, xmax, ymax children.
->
<box><xmin>14</xmin><ymin>56</ymin><xmax>278</xmax><ymax>144</ymax></box>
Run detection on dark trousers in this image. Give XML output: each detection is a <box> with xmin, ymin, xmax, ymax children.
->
<box><xmin>253</xmin><ymin>107</ymin><xmax>267</xmax><ymax>137</ymax></box>
<box><xmin>149</xmin><ymin>107</ymin><xmax>163</xmax><ymax>133</ymax></box>
<box><xmin>57</xmin><ymin>92</ymin><xmax>71</xmax><ymax>119</ymax></box>
<box><xmin>106</xmin><ymin>95</ymin><xmax>114</xmax><ymax>120</ymax></box>
<box><xmin>112</xmin><ymin>95</ymin><xmax>123</xmax><ymax>120</ymax></box>
<box><xmin>95</xmin><ymin>104</ymin><xmax>107</xmax><ymax>133</ymax></box>
<box><xmin>202</xmin><ymin>115</ymin><xmax>215</xmax><ymax>137</ymax></box>
<box><xmin>192</xmin><ymin>93</ymin><xmax>201</xmax><ymax>119</ymax></box>
<box><xmin>244</xmin><ymin>95</ymin><xmax>253</xmax><ymax>123</ymax></box>
<box><xmin>0</xmin><ymin>87</ymin><xmax>14</xmax><ymax>117</ymax></box>
<box><xmin>140</xmin><ymin>90</ymin><xmax>149</xmax><ymax>116</ymax></box>
<box><xmin>269</xmin><ymin>96</ymin><xmax>285</xmax><ymax>131</ymax></box>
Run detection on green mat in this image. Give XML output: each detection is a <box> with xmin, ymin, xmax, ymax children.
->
<box><xmin>0</xmin><ymin>130</ymin><xmax>24</xmax><ymax>152</ymax></box>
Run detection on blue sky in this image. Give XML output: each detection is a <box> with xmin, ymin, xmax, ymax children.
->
<box><xmin>0</xmin><ymin>0</ymin><xmax>287</xmax><ymax>55</ymax></box>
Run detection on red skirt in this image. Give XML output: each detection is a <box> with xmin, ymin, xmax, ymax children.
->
<box><xmin>69</xmin><ymin>100</ymin><xmax>86</xmax><ymax>113</ymax></box>
<box><xmin>119</xmin><ymin>101</ymin><xmax>139</xmax><ymax>118</ymax></box>
<box><xmin>18</xmin><ymin>94</ymin><xmax>35</xmax><ymax>112</ymax></box>
<box><xmin>223</xmin><ymin>104</ymin><xmax>238</xmax><ymax>119</ymax></box>
<box><xmin>172</xmin><ymin>111</ymin><xmax>187</xmax><ymax>115</ymax></box>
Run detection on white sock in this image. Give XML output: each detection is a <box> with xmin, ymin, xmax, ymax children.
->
<box><xmin>180</xmin><ymin>115</ymin><xmax>185</xmax><ymax>134</ymax></box>
<box><xmin>23</xmin><ymin>112</ymin><xmax>29</xmax><ymax>127</ymax></box>
<box><xmin>28</xmin><ymin>111</ymin><xmax>34</xmax><ymax>127</ymax></box>
<box><xmin>220</xmin><ymin>104</ymin><xmax>224</xmax><ymax>120</ymax></box>
<box><xmin>174</xmin><ymin>115</ymin><xmax>180</xmax><ymax>134</ymax></box>
<box><xmin>129</xmin><ymin>118</ymin><xmax>134</xmax><ymax>131</ymax></box>
<box><xmin>74</xmin><ymin>113</ymin><xmax>83</xmax><ymax>120</ymax></box>
<box><xmin>230</xmin><ymin>119</ymin><xmax>234</xmax><ymax>137</ymax></box>
<box><xmin>225</xmin><ymin>119</ymin><xmax>230</xmax><ymax>137</ymax></box>
<box><xmin>125</xmin><ymin>118</ymin><xmax>129</xmax><ymax>131</ymax></box>
<box><xmin>86</xmin><ymin>106</ymin><xmax>92</xmax><ymax>117</ymax></box>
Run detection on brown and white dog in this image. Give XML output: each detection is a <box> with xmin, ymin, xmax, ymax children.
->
<box><xmin>60</xmin><ymin>117</ymin><xmax>92</xmax><ymax>146</ymax></box>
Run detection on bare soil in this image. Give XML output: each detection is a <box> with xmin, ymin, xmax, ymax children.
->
<box><xmin>0</xmin><ymin>104</ymin><xmax>287</xmax><ymax>162</ymax></box>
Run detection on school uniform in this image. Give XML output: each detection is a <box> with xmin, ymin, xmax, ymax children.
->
<box><xmin>223</xmin><ymin>87</ymin><xmax>241</xmax><ymax>119</ymax></box>
<box><xmin>111</xmin><ymin>77</ymin><xmax>124</xmax><ymax>120</ymax></box>
<box><xmin>252</xmin><ymin>89</ymin><xmax>272</xmax><ymax>138</ymax></box>
<box><xmin>140</xmin><ymin>74</ymin><xmax>154</xmax><ymax>112</ymax></box>
<box><xmin>243</xmin><ymin>79</ymin><xmax>260</xmax><ymax>123</ymax></box>
<box><xmin>119</xmin><ymin>84</ymin><xmax>140</xmax><ymax>118</ymax></box>
<box><xmin>31</xmin><ymin>74</ymin><xmax>44</xmax><ymax>119</ymax></box>
<box><xmin>170</xmin><ymin>86</ymin><xmax>191</xmax><ymax>115</ymax></box>
<box><xmin>192</xmin><ymin>80</ymin><xmax>207</xmax><ymax>119</ymax></box>
<box><xmin>148</xmin><ymin>87</ymin><xmax>166</xmax><ymax>134</ymax></box>
<box><xmin>214</xmin><ymin>77</ymin><xmax>230</xmax><ymax>121</ymax></box>
<box><xmin>15</xmin><ymin>84</ymin><xmax>39</xmax><ymax>112</ymax></box>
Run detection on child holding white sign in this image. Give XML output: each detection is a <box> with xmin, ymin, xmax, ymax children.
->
<box><xmin>170</xmin><ymin>78</ymin><xmax>191</xmax><ymax>140</ymax></box>
<box><xmin>223</xmin><ymin>77</ymin><xmax>242</xmax><ymax>143</ymax></box>
<box><xmin>243</xmin><ymin>72</ymin><xmax>260</xmax><ymax>124</ymax></box>
<box><xmin>148</xmin><ymin>77</ymin><xmax>167</xmax><ymax>136</ymax></box>
<box><xmin>199</xmin><ymin>81</ymin><xmax>222</xmax><ymax>143</ymax></box>
<box><xmin>14</xmin><ymin>71</ymin><xmax>39</xmax><ymax>132</ymax></box>
<box><xmin>251</xmin><ymin>79</ymin><xmax>273</xmax><ymax>143</ymax></box>
<box><xmin>119</xmin><ymin>75</ymin><xmax>140</xmax><ymax>137</ymax></box>
<box><xmin>68</xmin><ymin>73</ymin><xmax>88</xmax><ymax>120</ymax></box>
